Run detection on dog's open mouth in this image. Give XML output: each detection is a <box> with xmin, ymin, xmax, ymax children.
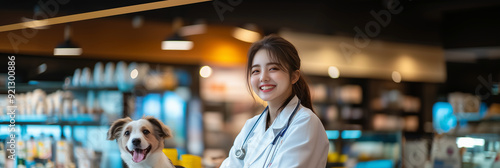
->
<box><xmin>127</xmin><ymin>145</ymin><xmax>152</xmax><ymax>163</ymax></box>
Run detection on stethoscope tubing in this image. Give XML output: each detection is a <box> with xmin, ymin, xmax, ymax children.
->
<box><xmin>237</xmin><ymin>99</ymin><xmax>301</xmax><ymax>167</ymax></box>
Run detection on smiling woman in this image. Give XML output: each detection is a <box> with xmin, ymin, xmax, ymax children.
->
<box><xmin>220</xmin><ymin>35</ymin><xmax>329</xmax><ymax>168</ymax></box>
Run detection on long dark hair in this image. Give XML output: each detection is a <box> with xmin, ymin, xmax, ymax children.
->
<box><xmin>246</xmin><ymin>34</ymin><xmax>315</xmax><ymax>113</ymax></box>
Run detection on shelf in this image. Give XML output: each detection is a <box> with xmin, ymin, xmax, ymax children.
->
<box><xmin>0</xmin><ymin>81</ymin><xmax>133</xmax><ymax>94</ymax></box>
<box><xmin>0</xmin><ymin>81</ymin><xmax>64</xmax><ymax>93</ymax></box>
<box><xmin>469</xmin><ymin>115</ymin><xmax>500</xmax><ymax>123</ymax></box>
<box><xmin>448</xmin><ymin>132</ymin><xmax>500</xmax><ymax>139</ymax></box>
<box><xmin>63</xmin><ymin>86</ymin><xmax>121</xmax><ymax>91</ymax></box>
<box><xmin>0</xmin><ymin>114</ymin><xmax>103</xmax><ymax>126</ymax></box>
<box><xmin>372</xmin><ymin>109</ymin><xmax>419</xmax><ymax>115</ymax></box>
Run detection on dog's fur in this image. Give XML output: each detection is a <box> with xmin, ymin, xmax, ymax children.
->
<box><xmin>107</xmin><ymin>116</ymin><xmax>175</xmax><ymax>168</ymax></box>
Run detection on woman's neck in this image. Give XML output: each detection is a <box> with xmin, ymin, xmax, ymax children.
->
<box><xmin>266</xmin><ymin>102</ymin><xmax>280</xmax><ymax>128</ymax></box>
<box><xmin>266</xmin><ymin>94</ymin><xmax>293</xmax><ymax>128</ymax></box>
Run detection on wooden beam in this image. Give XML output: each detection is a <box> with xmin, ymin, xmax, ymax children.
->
<box><xmin>0</xmin><ymin>0</ymin><xmax>211</xmax><ymax>32</ymax></box>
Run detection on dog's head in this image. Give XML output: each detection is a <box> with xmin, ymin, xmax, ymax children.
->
<box><xmin>107</xmin><ymin>116</ymin><xmax>172</xmax><ymax>163</ymax></box>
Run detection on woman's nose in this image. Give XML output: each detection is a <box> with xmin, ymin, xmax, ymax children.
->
<box><xmin>260</xmin><ymin>71</ymin><xmax>269</xmax><ymax>82</ymax></box>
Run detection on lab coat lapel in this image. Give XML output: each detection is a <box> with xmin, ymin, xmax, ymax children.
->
<box><xmin>246</xmin><ymin>109</ymin><xmax>274</xmax><ymax>165</ymax></box>
<box><xmin>247</xmin><ymin>96</ymin><xmax>300</xmax><ymax>166</ymax></box>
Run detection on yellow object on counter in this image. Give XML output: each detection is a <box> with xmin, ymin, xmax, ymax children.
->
<box><xmin>339</xmin><ymin>154</ymin><xmax>348</xmax><ymax>163</ymax></box>
<box><xmin>179</xmin><ymin>154</ymin><xmax>202</xmax><ymax>168</ymax></box>
<box><xmin>163</xmin><ymin>148</ymin><xmax>179</xmax><ymax>166</ymax></box>
<box><xmin>328</xmin><ymin>152</ymin><xmax>339</xmax><ymax>163</ymax></box>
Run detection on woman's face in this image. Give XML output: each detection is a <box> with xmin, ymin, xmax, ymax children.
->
<box><xmin>250</xmin><ymin>49</ymin><xmax>293</xmax><ymax>105</ymax></box>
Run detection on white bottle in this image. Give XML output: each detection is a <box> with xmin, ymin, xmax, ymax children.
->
<box><xmin>0</xmin><ymin>141</ymin><xmax>5</xmax><ymax>168</ymax></box>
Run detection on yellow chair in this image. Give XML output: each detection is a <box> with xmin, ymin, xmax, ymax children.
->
<box><xmin>179</xmin><ymin>154</ymin><xmax>202</xmax><ymax>168</ymax></box>
<box><xmin>163</xmin><ymin>148</ymin><xmax>179</xmax><ymax>166</ymax></box>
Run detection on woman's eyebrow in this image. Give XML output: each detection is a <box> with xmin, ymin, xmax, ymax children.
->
<box><xmin>252</xmin><ymin>62</ymin><xmax>280</xmax><ymax>68</ymax></box>
<box><xmin>266</xmin><ymin>62</ymin><xmax>280</xmax><ymax>66</ymax></box>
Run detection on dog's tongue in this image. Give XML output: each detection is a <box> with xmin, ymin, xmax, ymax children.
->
<box><xmin>132</xmin><ymin>149</ymin><xmax>146</xmax><ymax>163</ymax></box>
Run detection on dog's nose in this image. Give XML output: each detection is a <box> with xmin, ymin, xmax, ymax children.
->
<box><xmin>132</xmin><ymin>138</ymin><xmax>141</xmax><ymax>146</ymax></box>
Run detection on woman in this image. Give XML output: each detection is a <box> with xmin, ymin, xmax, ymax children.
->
<box><xmin>220</xmin><ymin>35</ymin><xmax>329</xmax><ymax>168</ymax></box>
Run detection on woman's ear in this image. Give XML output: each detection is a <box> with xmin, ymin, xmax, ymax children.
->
<box><xmin>291</xmin><ymin>70</ymin><xmax>300</xmax><ymax>84</ymax></box>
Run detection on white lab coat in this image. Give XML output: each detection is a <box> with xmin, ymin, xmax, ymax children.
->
<box><xmin>221</xmin><ymin>96</ymin><xmax>329</xmax><ymax>168</ymax></box>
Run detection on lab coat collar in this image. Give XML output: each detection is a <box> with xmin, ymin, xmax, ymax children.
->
<box><xmin>270</xmin><ymin>95</ymin><xmax>300</xmax><ymax>135</ymax></box>
<box><xmin>247</xmin><ymin>95</ymin><xmax>300</xmax><ymax>166</ymax></box>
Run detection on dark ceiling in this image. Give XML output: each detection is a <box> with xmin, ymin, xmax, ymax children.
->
<box><xmin>2</xmin><ymin>0</ymin><xmax>500</xmax><ymax>47</ymax></box>
<box><xmin>1</xmin><ymin>0</ymin><xmax>500</xmax><ymax>91</ymax></box>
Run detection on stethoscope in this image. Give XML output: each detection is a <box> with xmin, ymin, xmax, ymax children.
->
<box><xmin>235</xmin><ymin>100</ymin><xmax>301</xmax><ymax>165</ymax></box>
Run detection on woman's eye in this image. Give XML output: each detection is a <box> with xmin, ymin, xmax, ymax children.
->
<box><xmin>270</xmin><ymin>67</ymin><xmax>279</xmax><ymax>71</ymax></box>
<box><xmin>251</xmin><ymin>70</ymin><xmax>259</xmax><ymax>74</ymax></box>
<box><xmin>143</xmin><ymin>130</ymin><xmax>150</xmax><ymax>135</ymax></box>
<box><xmin>124</xmin><ymin>131</ymin><xmax>130</xmax><ymax>136</ymax></box>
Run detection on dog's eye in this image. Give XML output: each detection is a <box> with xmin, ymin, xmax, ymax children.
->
<box><xmin>142</xmin><ymin>130</ymin><xmax>150</xmax><ymax>135</ymax></box>
<box><xmin>124</xmin><ymin>131</ymin><xmax>130</xmax><ymax>136</ymax></box>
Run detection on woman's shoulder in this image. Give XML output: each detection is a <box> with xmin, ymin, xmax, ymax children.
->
<box><xmin>289</xmin><ymin>105</ymin><xmax>328</xmax><ymax>137</ymax></box>
<box><xmin>294</xmin><ymin>105</ymin><xmax>321</xmax><ymax>123</ymax></box>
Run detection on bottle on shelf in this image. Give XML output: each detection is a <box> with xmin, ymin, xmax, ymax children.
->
<box><xmin>17</xmin><ymin>136</ymin><xmax>27</xmax><ymax>168</ymax></box>
<box><xmin>0</xmin><ymin>140</ymin><xmax>5</xmax><ymax>168</ymax></box>
<box><xmin>49</xmin><ymin>135</ymin><xmax>56</xmax><ymax>163</ymax></box>
<box><xmin>37</xmin><ymin>133</ymin><xmax>53</xmax><ymax>165</ymax></box>
<box><xmin>26</xmin><ymin>136</ymin><xmax>37</xmax><ymax>167</ymax></box>
<box><xmin>56</xmin><ymin>135</ymin><xmax>74</xmax><ymax>168</ymax></box>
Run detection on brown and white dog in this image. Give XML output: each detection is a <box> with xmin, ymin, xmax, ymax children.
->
<box><xmin>107</xmin><ymin>116</ymin><xmax>175</xmax><ymax>168</ymax></box>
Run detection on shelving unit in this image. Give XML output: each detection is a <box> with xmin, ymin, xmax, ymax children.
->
<box><xmin>304</xmin><ymin>75</ymin><xmax>445</xmax><ymax>168</ymax></box>
<box><xmin>0</xmin><ymin>81</ymin><xmax>131</xmax><ymax>168</ymax></box>
<box><xmin>0</xmin><ymin>115</ymin><xmax>100</xmax><ymax>126</ymax></box>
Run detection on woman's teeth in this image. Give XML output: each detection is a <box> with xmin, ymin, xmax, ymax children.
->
<box><xmin>260</xmin><ymin>86</ymin><xmax>275</xmax><ymax>90</ymax></box>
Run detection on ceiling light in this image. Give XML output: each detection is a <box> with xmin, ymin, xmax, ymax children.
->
<box><xmin>54</xmin><ymin>40</ymin><xmax>82</xmax><ymax>56</ymax></box>
<box><xmin>162</xmin><ymin>33</ymin><xmax>193</xmax><ymax>50</ymax></box>
<box><xmin>328</xmin><ymin>66</ymin><xmax>340</xmax><ymax>78</ymax></box>
<box><xmin>180</xmin><ymin>19</ymin><xmax>206</xmax><ymax>36</ymax></box>
<box><xmin>54</xmin><ymin>25</ymin><xmax>82</xmax><ymax>56</ymax></box>
<box><xmin>199</xmin><ymin>65</ymin><xmax>212</xmax><ymax>78</ymax></box>
<box><xmin>162</xmin><ymin>18</ymin><xmax>193</xmax><ymax>50</ymax></box>
<box><xmin>233</xmin><ymin>23</ymin><xmax>261</xmax><ymax>43</ymax></box>
<box><xmin>392</xmin><ymin>71</ymin><xmax>401</xmax><ymax>83</ymax></box>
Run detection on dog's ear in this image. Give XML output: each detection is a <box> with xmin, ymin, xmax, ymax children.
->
<box><xmin>144</xmin><ymin>116</ymin><xmax>172</xmax><ymax>139</ymax></box>
<box><xmin>107</xmin><ymin>117</ymin><xmax>132</xmax><ymax>140</ymax></box>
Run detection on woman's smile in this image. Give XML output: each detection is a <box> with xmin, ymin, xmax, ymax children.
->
<box><xmin>260</xmin><ymin>84</ymin><xmax>276</xmax><ymax>92</ymax></box>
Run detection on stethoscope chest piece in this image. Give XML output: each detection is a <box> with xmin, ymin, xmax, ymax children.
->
<box><xmin>235</xmin><ymin>148</ymin><xmax>246</xmax><ymax>159</ymax></box>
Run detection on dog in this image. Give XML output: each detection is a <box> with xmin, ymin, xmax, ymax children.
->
<box><xmin>107</xmin><ymin>116</ymin><xmax>175</xmax><ymax>168</ymax></box>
